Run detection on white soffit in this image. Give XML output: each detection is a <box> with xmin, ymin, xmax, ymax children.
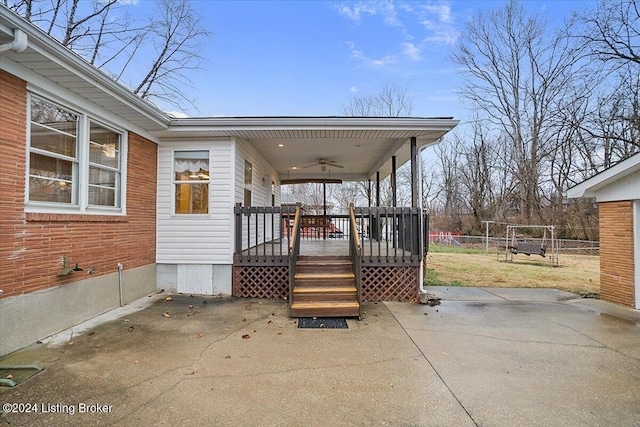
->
<box><xmin>157</xmin><ymin>117</ymin><xmax>458</xmax><ymax>181</ymax></box>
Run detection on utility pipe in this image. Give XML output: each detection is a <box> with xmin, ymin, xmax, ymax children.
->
<box><xmin>117</xmin><ymin>263</ymin><xmax>124</xmax><ymax>307</ymax></box>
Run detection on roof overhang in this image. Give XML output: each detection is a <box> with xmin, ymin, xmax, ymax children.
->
<box><xmin>155</xmin><ymin>116</ymin><xmax>459</xmax><ymax>181</ymax></box>
<box><xmin>567</xmin><ymin>153</ymin><xmax>640</xmax><ymax>199</ymax></box>
<box><xmin>0</xmin><ymin>5</ymin><xmax>170</xmax><ymax>134</ymax></box>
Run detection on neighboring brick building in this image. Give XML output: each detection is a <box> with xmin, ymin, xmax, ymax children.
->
<box><xmin>567</xmin><ymin>153</ymin><xmax>640</xmax><ymax>309</ymax></box>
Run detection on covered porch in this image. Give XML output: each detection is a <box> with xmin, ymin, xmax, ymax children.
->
<box><xmin>216</xmin><ymin>116</ymin><xmax>458</xmax><ymax>317</ymax></box>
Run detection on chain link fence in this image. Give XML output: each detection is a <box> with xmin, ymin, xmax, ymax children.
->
<box><xmin>432</xmin><ymin>235</ymin><xmax>599</xmax><ymax>256</ymax></box>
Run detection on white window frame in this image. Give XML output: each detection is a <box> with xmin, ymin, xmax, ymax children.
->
<box><xmin>25</xmin><ymin>93</ymin><xmax>127</xmax><ymax>215</ymax></box>
<box><xmin>171</xmin><ymin>149</ymin><xmax>211</xmax><ymax>216</ymax></box>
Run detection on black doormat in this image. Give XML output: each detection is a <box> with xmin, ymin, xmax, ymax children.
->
<box><xmin>297</xmin><ymin>317</ymin><xmax>349</xmax><ymax>329</ymax></box>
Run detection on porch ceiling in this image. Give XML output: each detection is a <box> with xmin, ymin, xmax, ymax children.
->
<box><xmin>155</xmin><ymin>117</ymin><xmax>459</xmax><ymax>181</ymax></box>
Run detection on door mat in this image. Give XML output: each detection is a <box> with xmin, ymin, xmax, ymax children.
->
<box><xmin>297</xmin><ymin>317</ymin><xmax>348</xmax><ymax>329</ymax></box>
<box><xmin>0</xmin><ymin>365</ymin><xmax>44</xmax><ymax>387</ymax></box>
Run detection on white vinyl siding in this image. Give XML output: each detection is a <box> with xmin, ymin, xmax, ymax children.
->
<box><xmin>156</xmin><ymin>141</ymin><xmax>234</xmax><ymax>264</ymax></box>
<box><xmin>234</xmin><ymin>139</ymin><xmax>281</xmax><ymax>250</ymax></box>
<box><xmin>156</xmin><ymin>138</ymin><xmax>281</xmax><ymax>263</ymax></box>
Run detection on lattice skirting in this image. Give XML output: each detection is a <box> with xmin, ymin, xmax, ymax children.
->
<box><xmin>232</xmin><ymin>266</ymin><xmax>289</xmax><ymax>299</ymax></box>
<box><xmin>361</xmin><ymin>266</ymin><xmax>419</xmax><ymax>302</ymax></box>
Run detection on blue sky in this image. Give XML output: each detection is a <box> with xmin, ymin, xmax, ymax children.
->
<box><xmin>146</xmin><ymin>0</ymin><xmax>590</xmax><ymax>120</ymax></box>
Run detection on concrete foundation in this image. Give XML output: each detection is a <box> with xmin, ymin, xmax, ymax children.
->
<box><xmin>156</xmin><ymin>264</ymin><xmax>232</xmax><ymax>295</ymax></box>
<box><xmin>0</xmin><ymin>264</ymin><xmax>156</xmax><ymax>356</ymax></box>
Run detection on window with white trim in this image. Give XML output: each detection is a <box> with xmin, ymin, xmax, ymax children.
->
<box><xmin>27</xmin><ymin>95</ymin><xmax>124</xmax><ymax>212</ymax></box>
<box><xmin>174</xmin><ymin>150</ymin><xmax>209</xmax><ymax>214</ymax></box>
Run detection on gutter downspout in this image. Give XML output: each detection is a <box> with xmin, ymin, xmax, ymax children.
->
<box><xmin>0</xmin><ymin>27</ymin><xmax>28</xmax><ymax>53</ymax></box>
<box><xmin>417</xmin><ymin>143</ymin><xmax>433</xmax><ymax>294</ymax></box>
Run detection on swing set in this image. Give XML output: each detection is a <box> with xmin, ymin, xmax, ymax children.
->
<box><xmin>501</xmin><ymin>224</ymin><xmax>559</xmax><ymax>266</ymax></box>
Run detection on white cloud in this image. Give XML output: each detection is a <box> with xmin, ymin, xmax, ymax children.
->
<box><xmin>349</xmin><ymin>45</ymin><xmax>397</xmax><ymax>67</ymax></box>
<box><xmin>334</xmin><ymin>1</ymin><xmax>403</xmax><ymax>28</ymax></box>
<box><xmin>401</xmin><ymin>42</ymin><xmax>422</xmax><ymax>61</ymax></box>
<box><xmin>424</xmin><ymin>30</ymin><xmax>459</xmax><ymax>46</ymax></box>
<box><xmin>424</xmin><ymin>3</ymin><xmax>452</xmax><ymax>23</ymax></box>
<box><xmin>350</xmin><ymin>86</ymin><xmax>359</xmax><ymax>93</ymax></box>
<box><xmin>333</xmin><ymin>3</ymin><xmax>378</xmax><ymax>23</ymax></box>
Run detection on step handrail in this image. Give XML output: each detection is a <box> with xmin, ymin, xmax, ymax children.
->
<box><xmin>349</xmin><ymin>205</ymin><xmax>363</xmax><ymax>319</ymax></box>
<box><xmin>288</xmin><ymin>206</ymin><xmax>302</xmax><ymax>309</ymax></box>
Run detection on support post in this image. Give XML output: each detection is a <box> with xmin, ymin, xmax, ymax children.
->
<box><xmin>234</xmin><ymin>202</ymin><xmax>242</xmax><ymax>256</ymax></box>
<box><xmin>410</xmin><ymin>137</ymin><xmax>418</xmax><ymax>208</ymax></box>
<box><xmin>323</xmin><ymin>182</ymin><xmax>327</xmax><ymax>239</ymax></box>
<box><xmin>392</xmin><ymin>156</ymin><xmax>397</xmax><ymax>208</ymax></box>
<box><xmin>376</xmin><ymin>171</ymin><xmax>380</xmax><ymax>207</ymax></box>
<box><xmin>367</xmin><ymin>179</ymin><xmax>372</xmax><ymax>208</ymax></box>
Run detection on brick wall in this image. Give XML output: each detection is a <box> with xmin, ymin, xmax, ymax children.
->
<box><xmin>0</xmin><ymin>70</ymin><xmax>157</xmax><ymax>299</ymax></box>
<box><xmin>599</xmin><ymin>201</ymin><xmax>636</xmax><ymax>307</ymax></box>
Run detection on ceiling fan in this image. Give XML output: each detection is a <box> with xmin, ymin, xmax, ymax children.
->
<box><xmin>303</xmin><ymin>159</ymin><xmax>344</xmax><ymax>172</ymax></box>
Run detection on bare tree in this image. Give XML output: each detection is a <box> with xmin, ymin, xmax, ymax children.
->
<box><xmin>5</xmin><ymin>0</ymin><xmax>211</xmax><ymax>110</ymax></box>
<box><xmin>451</xmin><ymin>0</ymin><xmax>583</xmax><ymax>223</ymax></box>
<box><xmin>576</xmin><ymin>0</ymin><xmax>640</xmax><ymax>66</ymax></box>
<box><xmin>132</xmin><ymin>0</ymin><xmax>211</xmax><ymax>108</ymax></box>
<box><xmin>341</xmin><ymin>83</ymin><xmax>413</xmax><ymax>117</ymax></box>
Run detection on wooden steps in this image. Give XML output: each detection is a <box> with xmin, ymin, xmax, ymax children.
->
<box><xmin>290</xmin><ymin>256</ymin><xmax>360</xmax><ymax>318</ymax></box>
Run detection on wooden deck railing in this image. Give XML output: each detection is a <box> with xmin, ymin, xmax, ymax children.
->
<box><xmin>234</xmin><ymin>205</ymin><xmax>429</xmax><ymax>267</ymax></box>
<box><xmin>288</xmin><ymin>206</ymin><xmax>302</xmax><ymax>305</ymax></box>
<box><xmin>233</xmin><ymin>204</ymin><xmax>296</xmax><ymax>266</ymax></box>
<box><xmin>349</xmin><ymin>206</ymin><xmax>363</xmax><ymax>318</ymax></box>
<box><xmin>353</xmin><ymin>207</ymin><xmax>427</xmax><ymax>266</ymax></box>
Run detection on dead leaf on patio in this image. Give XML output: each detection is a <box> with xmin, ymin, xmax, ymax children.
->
<box><xmin>267</xmin><ymin>320</ymin><xmax>272</xmax><ymax>324</ymax></box>
<box><xmin>189</xmin><ymin>305</ymin><xmax>194</xmax><ymax>309</ymax></box>
<box><xmin>6</xmin><ymin>374</ymin><xmax>13</xmax><ymax>380</ymax></box>
<box><xmin>165</xmin><ymin>297</ymin><xmax>173</xmax><ymax>302</ymax></box>
<box><xmin>68</xmin><ymin>341</ymin><xmax>75</xmax><ymax>346</ymax></box>
<box><xmin>225</xmin><ymin>355</ymin><xmax>231</xmax><ymax>359</ymax></box>
<box><xmin>128</xmin><ymin>326</ymin><xmax>135</xmax><ymax>332</ymax></box>
<box><xmin>271</xmin><ymin>313</ymin><xmax>276</xmax><ymax>316</ymax></box>
<box><xmin>124</xmin><ymin>318</ymin><xmax>130</xmax><ymax>322</ymax></box>
<box><xmin>163</xmin><ymin>312</ymin><xmax>171</xmax><ymax>318</ymax></box>
<box><xmin>277</xmin><ymin>332</ymin><xmax>282</xmax><ymax>335</ymax></box>
<box><xmin>195</xmin><ymin>333</ymin><xmax>205</xmax><ymax>338</ymax></box>
<box><xmin>242</xmin><ymin>318</ymin><xmax>247</xmax><ymax>322</ymax></box>
<box><xmin>241</xmin><ymin>334</ymin><xmax>250</xmax><ymax>339</ymax></box>
<box><xmin>88</xmin><ymin>331</ymin><xmax>95</xmax><ymax>335</ymax></box>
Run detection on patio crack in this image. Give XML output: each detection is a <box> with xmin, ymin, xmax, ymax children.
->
<box><xmin>535</xmin><ymin>315</ymin><xmax>640</xmax><ymax>362</ymax></box>
<box><xmin>403</xmin><ymin>327</ymin><xmax>611</xmax><ymax>350</ymax></box>
<box><xmin>388</xmin><ymin>313</ymin><xmax>479</xmax><ymax>426</ymax></box>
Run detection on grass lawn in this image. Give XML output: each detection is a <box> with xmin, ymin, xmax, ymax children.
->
<box><xmin>425</xmin><ymin>244</ymin><xmax>600</xmax><ymax>296</ymax></box>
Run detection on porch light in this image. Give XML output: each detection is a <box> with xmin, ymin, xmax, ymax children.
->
<box><xmin>292</xmin><ymin>166</ymin><xmax>297</xmax><ymax>170</ymax></box>
<box><xmin>278</xmin><ymin>143</ymin><xmax>284</xmax><ymax>147</ymax></box>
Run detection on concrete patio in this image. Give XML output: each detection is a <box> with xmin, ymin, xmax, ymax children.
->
<box><xmin>1</xmin><ymin>287</ymin><xmax>639</xmax><ymax>427</ymax></box>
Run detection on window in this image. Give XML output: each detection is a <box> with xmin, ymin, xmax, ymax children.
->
<box><xmin>28</xmin><ymin>97</ymin><xmax>78</xmax><ymax>204</ymax></box>
<box><xmin>89</xmin><ymin>121</ymin><xmax>121</xmax><ymax>207</ymax></box>
<box><xmin>174</xmin><ymin>151</ymin><xmax>209</xmax><ymax>214</ymax></box>
<box><xmin>244</xmin><ymin>160</ymin><xmax>253</xmax><ymax>206</ymax></box>
<box><xmin>27</xmin><ymin>95</ymin><xmax>124</xmax><ymax>212</ymax></box>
